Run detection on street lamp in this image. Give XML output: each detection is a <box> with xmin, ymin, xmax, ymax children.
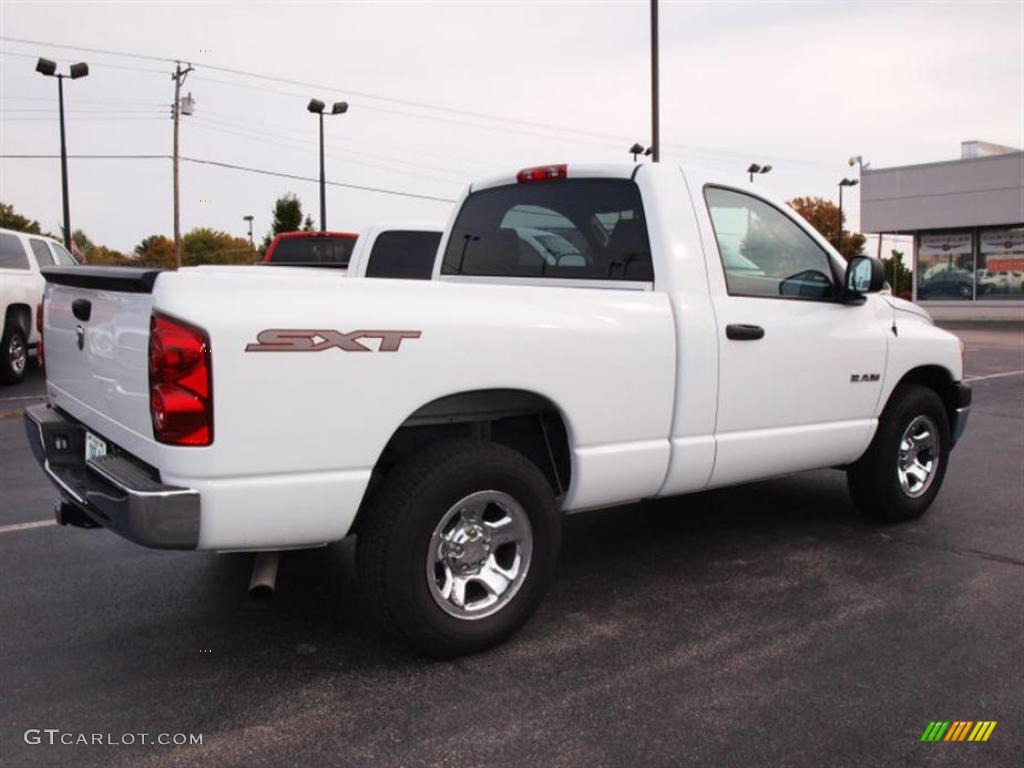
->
<box><xmin>36</xmin><ymin>57</ymin><xmax>89</xmax><ymax>250</ymax></box>
<box><xmin>629</xmin><ymin>143</ymin><xmax>654</xmax><ymax>162</ymax></box>
<box><xmin>243</xmin><ymin>215</ymin><xmax>254</xmax><ymax>251</ymax></box>
<box><xmin>747</xmin><ymin>163</ymin><xmax>772</xmax><ymax>183</ymax></box>
<box><xmin>307</xmin><ymin>98</ymin><xmax>348</xmax><ymax>232</ymax></box>
<box><xmin>837</xmin><ymin>177</ymin><xmax>859</xmax><ymax>255</ymax></box>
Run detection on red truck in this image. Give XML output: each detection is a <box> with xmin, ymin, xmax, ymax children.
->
<box><xmin>263</xmin><ymin>230</ymin><xmax>358</xmax><ymax>268</ymax></box>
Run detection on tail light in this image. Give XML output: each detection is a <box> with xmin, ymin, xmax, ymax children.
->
<box><xmin>149</xmin><ymin>312</ymin><xmax>213</xmax><ymax>446</ymax></box>
<box><xmin>516</xmin><ymin>164</ymin><xmax>568</xmax><ymax>183</ymax></box>
<box><xmin>36</xmin><ymin>301</ymin><xmax>44</xmax><ymax>373</ymax></box>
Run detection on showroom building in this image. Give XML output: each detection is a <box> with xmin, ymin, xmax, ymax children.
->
<box><xmin>860</xmin><ymin>141</ymin><xmax>1024</xmax><ymax>321</ymax></box>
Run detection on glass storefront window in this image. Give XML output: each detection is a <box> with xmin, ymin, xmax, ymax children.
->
<box><xmin>977</xmin><ymin>226</ymin><xmax>1024</xmax><ymax>300</ymax></box>
<box><xmin>917</xmin><ymin>232</ymin><xmax>974</xmax><ymax>301</ymax></box>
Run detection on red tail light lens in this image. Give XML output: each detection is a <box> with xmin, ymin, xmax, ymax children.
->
<box><xmin>36</xmin><ymin>301</ymin><xmax>45</xmax><ymax>373</ymax></box>
<box><xmin>516</xmin><ymin>164</ymin><xmax>568</xmax><ymax>183</ymax></box>
<box><xmin>149</xmin><ymin>312</ymin><xmax>212</xmax><ymax>446</ymax></box>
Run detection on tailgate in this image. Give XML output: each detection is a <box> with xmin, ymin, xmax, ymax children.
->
<box><xmin>42</xmin><ymin>267</ymin><xmax>161</xmax><ymax>463</ymax></box>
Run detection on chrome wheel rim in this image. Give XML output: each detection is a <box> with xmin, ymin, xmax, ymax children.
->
<box><xmin>897</xmin><ymin>415</ymin><xmax>939</xmax><ymax>498</ymax></box>
<box><xmin>426</xmin><ymin>490</ymin><xmax>533</xmax><ymax>621</ymax></box>
<box><xmin>8</xmin><ymin>334</ymin><xmax>26</xmax><ymax>376</ymax></box>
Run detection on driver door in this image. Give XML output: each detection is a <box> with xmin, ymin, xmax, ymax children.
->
<box><xmin>700</xmin><ymin>187</ymin><xmax>889</xmax><ymax>488</ymax></box>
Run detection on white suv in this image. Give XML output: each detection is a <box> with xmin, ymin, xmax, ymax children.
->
<box><xmin>0</xmin><ymin>227</ymin><xmax>78</xmax><ymax>384</ymax></box>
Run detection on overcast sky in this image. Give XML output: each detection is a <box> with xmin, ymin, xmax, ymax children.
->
<box><xmin>1</xmin><ymin>0</ymin><xmax>1021</xmax><ymax>253</ymax></box>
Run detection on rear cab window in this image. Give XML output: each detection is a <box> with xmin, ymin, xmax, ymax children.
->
<box><xmin>49</xmin><ymin>242</ymin><xmax>79</xmax><ymax>266</ymax></box>
<box><xmin>29</xmin><ymin>239</ymin><xmax>55</xmax><ymax>268</ymax></box>
<box><xmin>365</xmin><ymin>231</ymin><xmax>442</xmax><ymax>280</ymax></box>
<box><xmin>0</xmin><ymin>233</ymin><xmax>30</xmax><ymax>270</ymax></box>
<box><xmin>268</xmin><ymin>236</ymin><xmax>356</xmax><ymax>267</ymax></box>
<box><xmin>441</xmin><ymin>179</ymin><xmax>653</xmax><ymax>282</ymax></box>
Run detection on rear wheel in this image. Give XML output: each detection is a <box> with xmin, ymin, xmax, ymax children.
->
<box><xmin>848</xmin><ymin>384</ymin><xmax>951</xmax><ymax>522</ymax></box>
<box><xmin>357</xmin><ymin>439</ymin><xmax>560</xmax><ymax>657</ymax></box>
<box><xmin>0</xmin><ymin>326</ymin><xmax>27</xmax><ymax>384</ymax></box>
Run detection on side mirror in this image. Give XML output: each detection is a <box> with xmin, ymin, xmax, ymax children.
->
<box><xmin>844</xmin><ymin>256</ymin><xmax>884</xmax><ymax>300</ymax></box>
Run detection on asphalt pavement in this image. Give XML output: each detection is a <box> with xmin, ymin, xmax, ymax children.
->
<box><xmin>1</xmin><ymin>326</ymin><xmax>1021</xmax><ymax>768</ymax></box>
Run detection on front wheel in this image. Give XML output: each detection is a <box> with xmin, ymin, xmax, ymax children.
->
<box><xmin>357</xmin><ymin>440</ymin><xmax>561</xmax><ymax>657</ymax></box>
<box><xmin>847</xmin><ymin>385</ymin><xmax>951</xmax><ymax>522</ymax></box>
<box><xmin>0</xmin><ymin>327</ymin><xmax>28</xmax><ymax>385</ymax></box>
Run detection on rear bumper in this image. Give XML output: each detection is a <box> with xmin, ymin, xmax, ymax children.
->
<box><xmin>24</xmin><ymin>404</ymin><xmax>200</xmax><ymax>549</ymax></box>
<box><xmin>951</xmin><ymin>382</ymin><xmax>971</xmax><ymax>446</ymax></box>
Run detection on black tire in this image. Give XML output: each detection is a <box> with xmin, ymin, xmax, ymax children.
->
<box><xmin>357</xmin><ymin>439</ymin><xmax>560</xmax><ymax>658</ymax></box>
<box><xmin>847</xmin><ymin>384</ymin><xmax>951</xmax><ymax>522</ymax></box>
<box><xmin>0</xmin><ymin>325</ymin><xmax>28</xmax><ymax>385</ymax></box>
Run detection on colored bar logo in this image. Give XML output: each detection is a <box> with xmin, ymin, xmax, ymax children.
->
<box><xmin>920</xmin><ymin>721</ymin><xmax>997</xmax><ymax>742</ymax></box>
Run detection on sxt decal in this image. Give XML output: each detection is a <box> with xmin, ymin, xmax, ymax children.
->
<box><xmin>246</xmin><ymin>329</ymin><xmax>421</xmax><ymax>353</ymax></box>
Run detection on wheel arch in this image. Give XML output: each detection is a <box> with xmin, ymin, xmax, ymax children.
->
<box><xmin>4</xmin><ymin>302</ymin><xmax>33</xmax><ymax>338</ymax></box>
<box><xmin>355</xmin><ymin>388</ymin><xmax>573</xmax><ymax>530</ymax></box>
<box><xmin>885</xmin><ymin>364</ymin><xmax>960</xmax><ymax>429</ymax></box>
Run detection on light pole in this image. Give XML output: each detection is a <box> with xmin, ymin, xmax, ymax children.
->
<box><xmin>36</xmin><ymin>57</ymin><xmax>88</xmax><ymax>251</ymax></box>
<box><xmin>629</xmin><ymin>143</ymin><xmax>653</xmax><ymax>162</ymax></box>
<box><xmin>307</xmin><ymin>99</ymin><xmax>348</xmax><ymax>232</ymax></box>
<box><xmin>243</xmin><ymin>215</ymin><xmax>254</xmax><ymax>251</ymax></box>
<box><xmin>837</xmin><ymin>177</ymin><xmax>859</xmax><ymax>256</ymax></box>
<box><xmin>747</xmin><ymin>163</ymin><xmax>772</xmax><ymax>183</ymax></box>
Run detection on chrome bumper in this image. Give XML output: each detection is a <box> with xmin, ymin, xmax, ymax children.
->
<box><xmin>24</xmin><ymin>404</ymin><xmax>200</xmax><ymax>549</ymax></box>
<box><xmin>951</xmin><ymin>382</ymin><xmax>971</xmax><ymax>446</ymax></box>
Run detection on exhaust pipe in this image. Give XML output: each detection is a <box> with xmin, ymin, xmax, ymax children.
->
<box><xmin>248</xmin><ymin>551</ymin><xmax>280</xmax><ymax>602</ymax></box>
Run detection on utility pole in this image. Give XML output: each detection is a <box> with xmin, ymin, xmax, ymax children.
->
<box><xmin>172</xmin><ymin>61</ymin><xmax>193</xmax><ymax>269</ymax></box>
<box><xmin>650</xmin><ymin>0</ymin><xmax>660</xmax><ymax>162</ymax></box>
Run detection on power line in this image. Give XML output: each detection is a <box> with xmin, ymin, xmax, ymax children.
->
<box><xmin>0</xmin><ymin>35</ymin><xmax>636</xmax><ymax>144</ymax></box>
<box><xmin>181</xmin><ymin>156</ymin><xmax>457</xmax><ymax>202</ymax></box>
<box><xmin>190</xmin><ymin>112</ymin><xmax>476</xmax><ymax>180</ymax></box>
<box><xmin>0</xmin><ymin>116</ymin><xmax>166</xmax><ymax>122</ymax></box>
<box><xmin>0</xmin><ymin>153</ymin><xmax>458</xmax><ymax>202</ymax></box>
<box><xmin>1</xmin><ymin>35</ymin><xmax>848</xmax><ymax>174</ymax></box>
<box><xmin>0</xmin><ymin>49</ymin><xmax>171</xmax><ymax>75</ymax></box>
<box><xmin>188</xmin><ymin>118</ymin><xmax>467</xmax><ymax>185</ymax></box>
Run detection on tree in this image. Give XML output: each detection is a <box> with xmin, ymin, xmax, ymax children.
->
<box><xmin>134</xmin><ymin>235</ymin><xmax>176</xmax><ymax>269</ymax></box>
<box><xmin>882</xmin><ymin>249</ymin><xmax>913</xmax><ymax>299</ymax></box>
<box><xmin>261</xmin><ymin>193</ymin><xmax>310</xmax><ymax>249</ymax></box>
<box><xmin>0</xmin><ymin>202</ymin><xmax>42</xmax><ymax>234</ymax></box>
<box><xmin>72</xmin><ymin>229</ymin><xmax>95</xmax><ymax>256</ymax></box>
<box><xmin>182</xmin><ymin>228</ymin><xmax>254</xmax><ymax>266</ymax></box>
<box><xmin>787</xmin><ymin>196</ymin><xmax>866</xmax><ymax>260</ymax></box>
<box><xmin>87</xmin><ymin>245</ymin><xmax>131</xmax><ymax>266</ymax></box>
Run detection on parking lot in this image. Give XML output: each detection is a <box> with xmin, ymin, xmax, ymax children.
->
<box><xmin>1</xmin><ymin>323</ymin><xmax>1021</xmax><ymax>768</ymax></box>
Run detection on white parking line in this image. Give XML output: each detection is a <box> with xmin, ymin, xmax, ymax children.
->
<box><xmin>0</xmin><ymin>519</ymin><xmax>56</xmax><ymax>534</ymax></box>
<box><xmin>964</xmin><ymin>370</ymin><xmax>1024</xmax><ymax>382</ymax></box>
<box><xmin>0</xmin><ymin>394</ymin><xmax>46</xmax><ymax>402</ymax></box>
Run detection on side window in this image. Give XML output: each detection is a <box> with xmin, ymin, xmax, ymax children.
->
<box><xmin>50</xmin><ymin>242</ymin><xmax>78</xmax><ymax>266</ymax></box>
<box><xmin>30</xmin><ymin>239</ymin><xmax>55</xmax><ymax>268</ymax></box>
<box><xmin>365</xmin><ymin>231</ymin><xmax>442</xmax><ymax>280</ymax></box>
<box><xmin>442</xmin><ymin>179</ymin><xmax>653</xmax><ymax>281</ymax></box>
<box><xmin>0</xmin><ymin>233</ymin><xmax>30</xmax><ymax>270</ymax></box>
<box><xmin>705</xmin><ymin>187</ymin><xmax>837</xmax><ymax>300</ymax></box>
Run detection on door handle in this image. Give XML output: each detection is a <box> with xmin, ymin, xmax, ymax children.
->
<box><xmin>725</xmin><ymin>323</ymin><xmax>764</xmax><ymax>341</ymax></box>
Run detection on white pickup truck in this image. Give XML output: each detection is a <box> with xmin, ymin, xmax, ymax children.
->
<box><xmin>343</xmin><ymin>222</ymin><xmax>443</xmax><ymax>279</ymax></box>
<box><xmin>25</xmin><ymin>162</ymin><xmax>970</xmax><ymax>656</ymax></box>
<box><xmin>0</xmin><ymin>227</ymin><xmax>78</xmax><ymax>383</ymax></box>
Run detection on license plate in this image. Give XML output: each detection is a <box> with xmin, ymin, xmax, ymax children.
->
<box><xmin>85</xmin><ymin>432</ymin><xmax>108</xmax><ymax>462</ymax></box>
